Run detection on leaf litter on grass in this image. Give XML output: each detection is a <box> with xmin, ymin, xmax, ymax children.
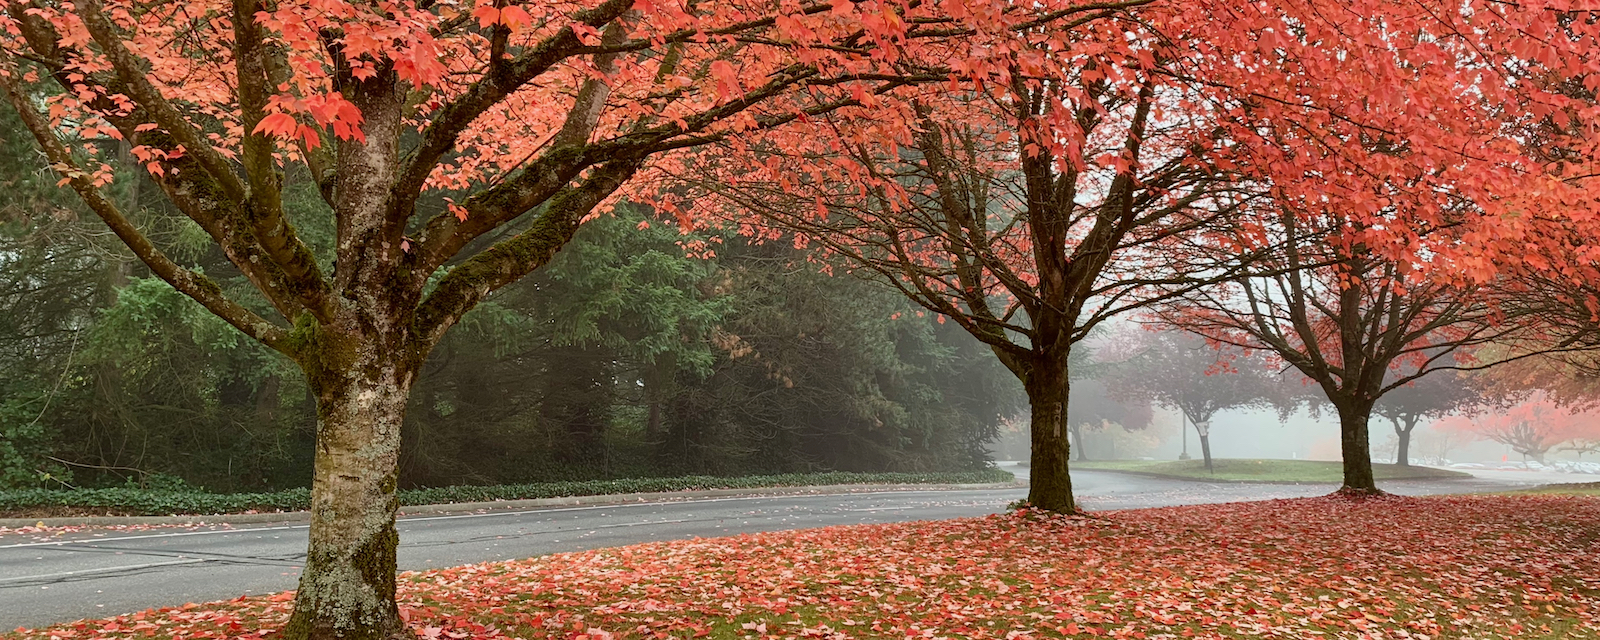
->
<box><xmin>7</xmin><ymin>494</ymin><xmax>1598</xmax><ymax>640</ymax></box>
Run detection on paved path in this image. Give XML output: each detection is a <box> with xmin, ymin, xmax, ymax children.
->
<box><xmin>0</xmin><ymin>468</ymin><xmax>1550</xmax><ymax>630</ymax></box>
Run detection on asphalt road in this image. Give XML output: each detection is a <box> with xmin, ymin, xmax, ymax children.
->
<box><xmin>0</xmin><ymin>468</ymin><xmax>1547</xmax><ymax>631</ymax></box>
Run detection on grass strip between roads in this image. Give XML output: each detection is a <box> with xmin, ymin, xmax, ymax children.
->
<box><xmin>1073</xmin><ymin>458</ymin><xmax>1469</xmax><ymax>483</ymax></box>
<box><xmin>1499</xmin><ymin>481</ymin><xmax>1600</xmax><ymax>497</ymax></box>
<box><xmin>6</xmin><ymin>493</ymin><xmax>1596</xmax><ymax>639</ymax></box>
<box><xmin>0</xmin><ymin>469</ymin><xmax>1015</xmax><ymax>518</ymax></box>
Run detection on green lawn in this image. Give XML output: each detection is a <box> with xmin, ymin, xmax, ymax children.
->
<box><xmin>1498</xmin><ymin>481</ymin><xmax>1600</xmax><ymax>496</ymax></box>
<box><xmin>1073</xmin><ymin>458</ymin><xmax>1470</xmax><ymax>482</ymax></box>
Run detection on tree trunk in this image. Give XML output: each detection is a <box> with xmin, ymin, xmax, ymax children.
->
<box><xmin>284</xmin><ymin>339</ymin><xmax>416</xmax><ymax>640</ymax></box>
<box><xmin>1025</xmin><ymin>362</ymin><xmax>1075</xmax><ymax>513</ymax></box>
<box><xmin>1336</xmin><ymin>399</ymin><xmax>1379</xmax><ymax>493</ymax></box>
<box><xmin>1394</xmin><ymin>416</ymin><xmax>1417</xmax><ymax>467</ymax></box>
<box><xmin>1070</xmin><ymin>423</ymin><xmax>1087</xmax><ymax>461</ymax></box>
<box><xmin>647</xmin><ymin>398</ymin><xmax>662</xmax><ymax>441</ymax></box>
<box><xmin>542</xmin><ymin>345</ymin><xmax>611</xmax><ymax>465</ymax></box>
<box><xmin>256</xmin><ymin>374</ymin><xmax>281</xmax><ymax>424</ymax></box>
<box><xmin>643</xmin><ymin>353</ymin><xmax>676</xmax><ymax>442</ymax></box>
<box><xmin>1198</xmin><ymin>434</ymin><xmax>1213</xmax><ymax>472</ymax></box>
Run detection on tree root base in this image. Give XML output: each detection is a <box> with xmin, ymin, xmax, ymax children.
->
<box><xmin>1329</xmin><ymin>486</ymin><xmax>1394</xmax><ymax>500</ymax></box>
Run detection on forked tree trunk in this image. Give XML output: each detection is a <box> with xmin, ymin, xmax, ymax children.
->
<box><xmin>278</xmin><ymin>74</ymin><xmax>419</xmax><ymax>640</ymax></box>
<box><xmin>1336</xmin><ymin>399</ymin><xmax>1379</xmax><ymax>492</ymax></box>
<box><xmin>1024</xmin><ymin>362</ymin><xmax>1075</xmax><ymax>513</ymax></box>
<box><xmin>1394</xmin><ymin>416</ymin><xmax>1417</xmax><ymax>467</ymax></box>
<box><xmin>284</xmin><ymin>332</ymin><xmax>417</xmax><ymax>640</ymax></box>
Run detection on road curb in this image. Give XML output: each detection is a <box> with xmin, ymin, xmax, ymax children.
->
<box><xmin>0</xmin><ymin>481</ymin><xmax>1023</xmax><ymax>529</ymax></box>
<box><xmin>1075</xmin><ymin>467</ymin><xmax>1470</xmax><ymax>485</ymax></box>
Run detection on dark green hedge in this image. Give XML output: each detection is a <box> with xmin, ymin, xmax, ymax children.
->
<box><xmin>0</xmin><ymin>469</ymin><xmax>1015</xmax><ymax>516</ymax></box>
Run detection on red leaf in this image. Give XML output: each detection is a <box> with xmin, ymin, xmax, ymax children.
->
<box><xmin>251</xmin><ymin>112</ymin><xmax>297</xmax><ymax>138</ymax></box>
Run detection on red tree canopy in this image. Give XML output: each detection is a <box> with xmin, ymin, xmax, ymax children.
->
<box><xmin>669</xmin><ymin>0</ymin><xmax>1600</xmax><ymax>338</ymax></box>
<box><xmin>1434</xmin><ymin>390</ymin><xmax>1600</xmax><ymax>461</ymax></box>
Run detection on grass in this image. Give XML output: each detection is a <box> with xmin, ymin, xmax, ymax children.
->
<box><xmin>1498</xmin><ymin>481</ymin><xmax>1600</xmax><ymax>497</ymax></box>
<box><xmin>1073</xmin><ymin>457</ymin><xmax>1470</xmax><ymax>482</ymax></box>
<box><xmin>8</xmin><ymin>493</ymin><xmax>1597</xmax><ymax>639</ymax></box>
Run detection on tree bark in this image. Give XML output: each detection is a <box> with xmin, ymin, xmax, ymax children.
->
<box><xmin>1394</xmin><ymin>415</ymin><xmax>1417</xmax><ymax>467</ymax></box>
<box><xmin>1198</xmin><ymin>434</ymin><xmax>1213</xmax><ymax>472</ymax></box>
<box><xmin>1070</xmin><ymin>422</ymin><xmax>1087</xmax><ymax>461</ymax></box>
<box><xmin>1336</xmin><ymin>399</ymin><xmax>1379</xmax><ymax>493</ymax></box>
<box><xmin>282</xmin><ymin>329</ymin><xmax>417</xmax><ymax>640</ymax></box>
<box><xmin>1024</xmin><ymin>362</ymin><xmax>1075</xmax><ymax>513</ymax></box>
<box><xmin>256</xmin><ymin>374</ymin><xmax>281</xmax><ymax>425</ymax></box>
<box><xmin>277</xmin><ymin>71</ymin><xmax>418</xmax><ymax>640</ymax></box>
<box><xmin>642</xmin><ymin>353</ymin><xmax>676</xmax><ymax>441</ymax></box>
<box><xmin>646</xmin><ymin>396</ymin><xmax>663</xmax><ymax>441</ymax></box>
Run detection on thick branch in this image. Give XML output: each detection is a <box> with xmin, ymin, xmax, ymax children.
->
<box><xmin>391</xmin><ymin>0</ymin><xmax>636</xmax><ymax>210</ymax></box>
<box><xmin>0</xmin><ymin>69</ymin><xmax>291</xmax><ymax>354</ymax></box>
<box><xmin>76</xmin><ymin>0</ymin><xmax>247</xmax><ymax>202</ymax></box>
<box><xmin>413</xmin><ymin>158</ymin><xmax>644</xmax><ymax>346</ymax></box>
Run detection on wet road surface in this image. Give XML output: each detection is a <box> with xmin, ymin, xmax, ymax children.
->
<box><xmin>0</xmin><ymin>468</ymin><xmax>1545</xmax><ymax>630</ymax></box>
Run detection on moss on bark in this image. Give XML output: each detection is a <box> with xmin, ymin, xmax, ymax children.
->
<box><xmin>1025</xmin><ymin>363</ymin><xmax>1076</xmax><ymax>514</ymax></box>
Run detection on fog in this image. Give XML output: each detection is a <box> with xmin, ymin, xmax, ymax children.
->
<box><xmin>994</xmin><ymin>404</ymin><xmax>1567</xmax><ymax>466</ymax></box>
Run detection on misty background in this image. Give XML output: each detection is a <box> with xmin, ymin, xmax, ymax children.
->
<box><xmin>1</xmin><ymin>95</ymin><xmax>1592</xmax><ymax>494</ymax></box>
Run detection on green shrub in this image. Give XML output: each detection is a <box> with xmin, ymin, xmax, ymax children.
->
<box><xmin>0</xmin><ymin>469</ymin><xmax>1014</xmax><ymax>516</ymax></box>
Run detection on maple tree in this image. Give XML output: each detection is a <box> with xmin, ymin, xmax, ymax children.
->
<box><xmin>1563</xmin><ymin>439</ymin><xmax>1600</xmax><ymax>459</ymax></box>
<box><xmin>1</xmin><ymin>0</ymin><xmax>1597</xmax><ymax>634</ymax></box>
<box><xmin>675</xmin><ymin>0</ymin><xmax>1600</xmax><ymax>510</ymax></box>
<box><xmin>1159</xmin><ymin>205</ymin><xmax>1555</xmax><ymax>493</ymax></box>
<box><xmin>1141</xmin><ymin>0</ymin><xmax>1600</xmax><ymax>492</ymax></box>
<box><xmin>1104</xmin><ymin>329</ymin><xmax>1299</xmax><ymax>471</ymax></box>
<box><xmin>1434</xmin><ymin>390</ymin><xmax>1600</xmax><ymax>464</ymax></box>
<box><xmin>679</xmin><ymin>3</ymin><xmax>1277</xmax><ymax>513</ymax></box>
<box><xmin>0</xmin><ymin>0</ymin><xmax>1136</xmax><ymax>635</ymax></box>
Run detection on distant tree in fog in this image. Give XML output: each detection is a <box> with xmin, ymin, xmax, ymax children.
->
<box><xmin>1104</xmin><ymin>330</ymin><xmax>1299</xmax><ymax>471</ymax></box>
<box><xmin>1067</xmin><ymin>377</ymin><xmax>1152</xmax><ymax>461</ymax></box>
<box><xmin>1372</xmin><ymin>371</ymin><xmax>1478</xmax><ymax>467</ymax></box>
<box><xmin>1434</xmin><ymin>391</ymin><xmax>1600</xmax><ymax>463</ymax></box>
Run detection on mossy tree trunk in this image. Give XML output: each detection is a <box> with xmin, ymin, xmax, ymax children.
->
<box><xmin>1335</xmin><ymin>397</ymin><xmax>1379</xmax><ymax>492</ymax></box>
<box><xmin>284</xmin><ymin>333</ymin><xmax>417</xmax><ymax>640</ymax></box>
<box><xmin>1023</xmin><ymin>359</ymin><xmax>1075</xmax><ymax>513</ymax></box>
<box><xmin>282</xmin><ymin>75</ymin><xmax>421</xmax><ymax>640</ymax></box>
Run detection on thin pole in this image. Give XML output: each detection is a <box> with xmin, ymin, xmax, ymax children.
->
<box><xmin>1180</xmin><ymin>412</ymin><xmax>1190</xmax><ymax>460</ymax></box>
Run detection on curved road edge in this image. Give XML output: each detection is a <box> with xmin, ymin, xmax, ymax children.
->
<box><xmin>0</xmin><ymin>481</ymin><xmax>1025</xmax><ymax>529</ymax></box>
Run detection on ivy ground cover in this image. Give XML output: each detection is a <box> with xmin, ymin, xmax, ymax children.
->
<box><xmin>8</xmin><ymin>494</ymin><xmax>1597</xmax><ymax>640</ymax></box>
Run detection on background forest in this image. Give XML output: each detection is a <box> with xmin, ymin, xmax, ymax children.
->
<box><xmin>0</xmin><ymin>111</ymin><xmax>1021</xmax><ymax>493</ymax></box>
